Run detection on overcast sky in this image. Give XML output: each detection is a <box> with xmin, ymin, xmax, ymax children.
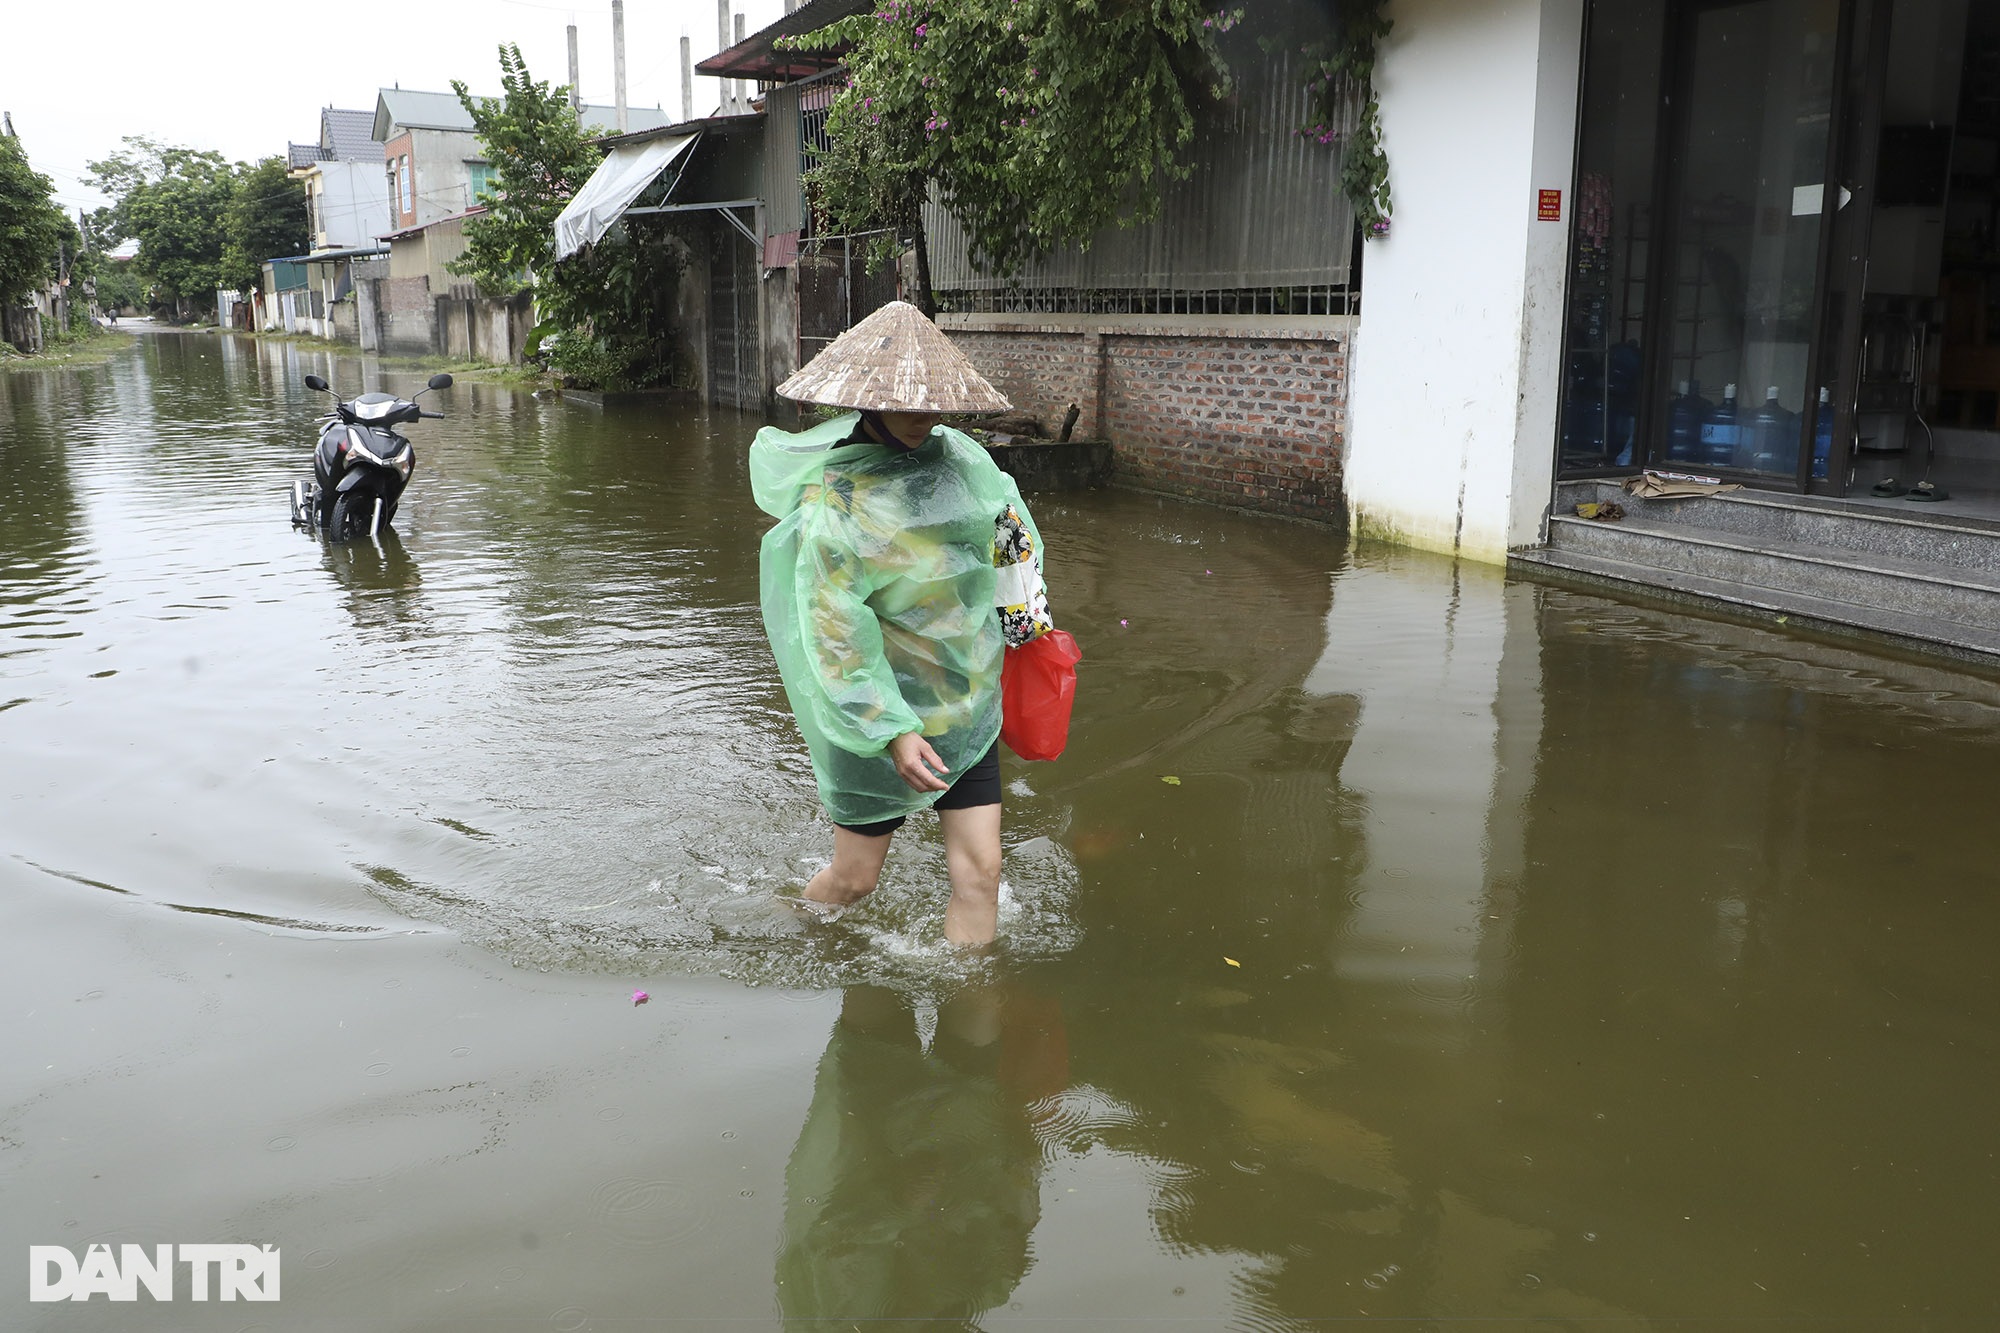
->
<box><xmin>4</xmin><ymin>0</ymin><xmax>789</xmax><ymax>215</ymax></box>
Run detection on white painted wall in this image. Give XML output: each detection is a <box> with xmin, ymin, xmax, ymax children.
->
<box><xmin>1345</xmin><ymin>0</ymin><xmax>1585</xmax><ymax>562</ymax></box>
<box><xmin>310</xmin><ymin>161</ymin><xmax>388</xmax><ymax>251</ymax></box>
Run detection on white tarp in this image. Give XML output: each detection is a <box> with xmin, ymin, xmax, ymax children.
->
<box><xmin>553</xmin><ymin>133</ymin><xmax>698</xmax><ymax>261</ymax></box>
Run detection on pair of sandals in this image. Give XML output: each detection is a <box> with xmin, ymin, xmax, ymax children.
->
<box><xmin>1871</xmin><ymin>478</ymin><xmax>1949</xmax><ymax>502</ymax></box>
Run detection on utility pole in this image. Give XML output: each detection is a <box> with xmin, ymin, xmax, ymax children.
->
<box><xmin>567</xmin><ymin>24</ymin><xmax>582</xmax><ymax>113</ymax></box>
<box><xmin>717</xmin><ymin>0</ymin><xmax>732</xmax><ymax>113</ymax></box>
<box><xmin>612</xmin><ymin>0</ymin><xmax>629</xmax><ymax>133</ymax></box>
<box><xmin>78</xmin><ymin>208</ymin><xmax>97</xmax><ymax>317</ymax></box>
<box><xmin>680</xmin><ymin>31</ymin><xmax>694</xmax><ymax>123</ymax></box>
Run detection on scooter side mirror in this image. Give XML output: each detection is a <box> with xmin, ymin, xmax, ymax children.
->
<box><xmin>428</xmin><ymin>373</ymin><xmax>454</xmax><ymax>390</ymax></box>
<box><xmin>304</xmin><ymin>374</ymin><xmax>329</xmax><ymax>392</ymax></box>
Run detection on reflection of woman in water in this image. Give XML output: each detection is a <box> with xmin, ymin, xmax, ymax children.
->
<box><xmin>777</xmin><ymin>984</ymin><xmax>1066</xmax><ymax>1327</ymax></box>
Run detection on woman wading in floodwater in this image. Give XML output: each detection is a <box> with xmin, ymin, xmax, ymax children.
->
<box><xmin>751</xmin><ymin>302</ymin><xmax>1051</xmax><ymax>947</ymax></box>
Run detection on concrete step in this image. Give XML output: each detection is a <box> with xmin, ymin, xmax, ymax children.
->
<box><xmin>1555</xmin><ymin>479</ymin><xmax>2000</xmax><ymax>577</ymax></box>
<box><xmin>1544</xmin><ymin>514</ymin><xmax>2000</xmax><ymax>627</ymax></box>
<box><xmin>1510</xmin><ymin>545</ymin><xmax>2000</xmax><ymax>662</ymax></box>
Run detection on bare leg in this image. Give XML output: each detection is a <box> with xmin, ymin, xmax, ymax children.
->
<box><xmin>803</xmin><ymin>825</ymin><xmax>894</xmax><ymax>910</ymax></box>
<box><xmin>939</xmin><ymin>804</ymin><xmax>1003</xmax><ymax>947</ymax></box>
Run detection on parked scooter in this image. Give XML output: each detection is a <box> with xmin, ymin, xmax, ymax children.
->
<box><xmin>290</xmin><ymin>373</ymin><xmax>453</xmax><ymax>541</ymax></box>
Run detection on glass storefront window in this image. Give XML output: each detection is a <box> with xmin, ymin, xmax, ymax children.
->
<box><xmin>1558</xmin><ymin>0</ymin><xmax>1670</xmax><ymax>473</ymax></box>
<box><xmin>1657</xmin><ymin>0</ymin><xmax>1842</xmax><ymax>479</ymax></box>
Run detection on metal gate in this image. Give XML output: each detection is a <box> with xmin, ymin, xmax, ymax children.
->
<box><xmin>708</xmin><ymin>222</ymin><xmax>763</xmax><ymax>411</ymax></box>
<box><xmin>796</xmin><ymin>231</ymin><xmax>901</xmax><ymax>364</ymax></box>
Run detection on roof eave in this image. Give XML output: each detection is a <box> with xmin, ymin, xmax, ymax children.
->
<box><xmin>590</xmin><ymin>112</ymin><xmax>764</xmax><ymax>150</ymax></box>
<box><xmin>693</xmin><ymin>0</ymin><xmax>868</xmax><ymax>82</ymax></box>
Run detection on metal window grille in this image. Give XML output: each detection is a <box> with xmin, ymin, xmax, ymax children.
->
<box><xmin>934</xmin><ymin>283</ymin><xmax>1358</xmax><ymax>318</ymax></box>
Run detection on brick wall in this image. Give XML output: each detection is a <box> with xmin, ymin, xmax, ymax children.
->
<box><xmin>942</xmin><ymin>314</ymin><xmax>1353</xmax><ymax>523</ymax></box>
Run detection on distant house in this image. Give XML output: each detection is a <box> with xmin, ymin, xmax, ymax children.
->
<box><xmin>288</xmin><ymin>107</ymin><xmax>386</xmax><ymax>252</ymax></box>
<box><xmin>557</xmin><ymin>112</ymin><xmax>770</xmax><ymax>407</ymax></box>
<box><xmin>371</xmin><ymin>87</ymin><xmax>675</xmax><ymax>234</ymax></box>
<box><xmin>257</xmin><ymin>256</ymin><xmax>313</xmax><ymax>335</ymax></box>
<box><xmin>354</xmin><ymin>88</ymin><xmax>675</xmax><ymax>361</ymax></box>
<box><xmin>280</xmin><ymin>107</ymin><xmax>391</xmax><ymax>340</ymax></box>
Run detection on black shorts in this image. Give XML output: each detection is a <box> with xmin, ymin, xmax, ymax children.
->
<box><xmin>835</xmin><ymin>741</ymin><xmax>1001</xmax><ymax>837</ymax></box>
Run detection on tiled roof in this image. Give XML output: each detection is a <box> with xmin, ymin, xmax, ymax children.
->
<box><xmin>287</xmin><ymin>142</ymin><xmax>327</xmax><ymax>170</ymax></box>
<box><xmin>322</xmin><ymin>108</ymin><xmax>380</xmax><ymax>161</ymax></box>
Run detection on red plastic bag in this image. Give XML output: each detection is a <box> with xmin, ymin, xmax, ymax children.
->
<box><xmin>999</xmin><ymin>629</ymin><xmax>1082</xmax><ymax>761</ymax></box>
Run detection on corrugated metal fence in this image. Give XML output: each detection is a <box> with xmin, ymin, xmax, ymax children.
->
<box><xmin>925</xmin><ymin>51</ymin><xmax>1356</xmax><ymax>305</ymax></box>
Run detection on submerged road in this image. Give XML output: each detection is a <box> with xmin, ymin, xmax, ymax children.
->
<box><xmin>4</xmin><ymin>330</ymin><xmax>1999</xmax><ymax>1326</ymax></box>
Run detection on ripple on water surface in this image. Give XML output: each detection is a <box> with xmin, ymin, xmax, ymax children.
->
<box><xmin>0</xmin><ymin>341</ymin><xmax>1090</xmax><ymax>994</ymax></box>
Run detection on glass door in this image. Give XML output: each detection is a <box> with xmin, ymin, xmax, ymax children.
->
<box><xmin>1650</xmin><ymin>0</ymin><xmax>1848</xmax><ymax>482</ymax></box>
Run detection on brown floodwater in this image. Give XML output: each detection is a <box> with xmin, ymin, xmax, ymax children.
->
<box><xmin>3</xmin><ymin>330</ymin><xmax>1998</xmax><ymax>1330</ymax></box>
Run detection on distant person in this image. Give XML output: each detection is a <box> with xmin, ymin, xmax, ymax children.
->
<box><xmin>750</xmin><ymin>302</ymin><xmax>1050</xmax><ymax>947</ymax></box>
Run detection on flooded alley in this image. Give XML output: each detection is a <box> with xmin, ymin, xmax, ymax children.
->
<box><xmin>4</xmin><ymin>331</ymin><xmax>1998</xmax><ymax>1329</ymax></box>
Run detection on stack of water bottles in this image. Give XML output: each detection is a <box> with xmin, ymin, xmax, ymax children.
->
<box><xmin>1678</xmin><ymin>384</ymin><xmax>1835</xmax><ymax>477</ymax></box>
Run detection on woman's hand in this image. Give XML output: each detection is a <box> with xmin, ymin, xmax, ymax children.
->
<box><xmin>888</xmin><ymin>731</ymin><xmax>951</xmax><ymax>792</ymax></box>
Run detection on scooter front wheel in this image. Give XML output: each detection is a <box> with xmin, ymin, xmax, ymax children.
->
<box><xmin>329</xmin><ymin>492</ymin><xmax>376</xmax><ymax>542</ymax></box>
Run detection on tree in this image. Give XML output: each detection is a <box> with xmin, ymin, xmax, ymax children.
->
<box><xmin>86</xmin><ymin>137</ymin><xmax>238</xmax><ymax>316</ymax></box>
<box><xmin>92</xmin><ymin>258</ymin><xmax>145</xmax><ymax>314</ymax></box>
<box><xmin>788</xmin><ymin>1</ymin><xmax>1241</xmax><ymax>312</ymax></box>
<box><xmin>0</xmin><ymin>130</ymin><xmax>70</xmax><ymax>307</ymax></box>
<box><xmin>221</xmin><ymin>156</ymin><xmax>309</xmax><ymax>292</ymax></box>
<box><xmin>451</xmin><ymin>43</ymin><xmax>686</xmax><ymax>391</ymax></box>
<box><xmin>449</xmin><ymin>43</ymin><xmax>605</xmax><ymax>305</ymax></box>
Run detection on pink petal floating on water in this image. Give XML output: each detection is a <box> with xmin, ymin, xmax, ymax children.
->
<box><xmin>1120</xmin><ymin>619</ymin><xmax>1128</xmax><ymax>626</ymax></box>
<box><xmin>631</xmin><ymin>991</ymin><xmax>649</xmax><ymax>1006</ymax></box>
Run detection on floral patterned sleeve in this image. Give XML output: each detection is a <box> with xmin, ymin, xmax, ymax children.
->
<box><xmin>992</xmin><ymin>504</ymin><xmax>1053</xmax><ymax>648</ymax></box>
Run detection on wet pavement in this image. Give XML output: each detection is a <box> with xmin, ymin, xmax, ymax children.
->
<box><xmin>3</xmin><ymin>330</ymin><xmax>1998</xmax><ymax>1329</ymax></box>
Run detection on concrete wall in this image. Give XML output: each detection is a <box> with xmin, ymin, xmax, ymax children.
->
<box><xmin>3</xmin><ymin>306</ymin><xmax>43</xmax><ymax>353</ymax></box>
<box><xmin>942</xmin><ymin>313</ymin><xmax>1354</xmax><ymax>523</ymax></box>
<box><xmin>762</xmin><ymin>265</ymin><xmax>799</xmax><ymax>408</ymax></box>
<box><xmin>1343</xmin><ymin>0</ymin><xmax>1585</xmax><ymax>561</ymax></box>
<box><xmin>438</xmin><ymin>292</ymin><xmax>533</xmax><ymax>364</ymax></box>
<box><xmin>330</xmin><ymin>297</ymin><xmax>358</xmax><ymax>345</ymax></box>
<box><xmin>356</xmin><ymin>275</ymin><xmax>438</xmax><ymax>356</ymax></box>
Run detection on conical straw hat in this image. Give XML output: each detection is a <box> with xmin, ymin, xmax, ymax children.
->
<box><xmin>776</xmin><ymin>300</ymin><xmax>1013</xmax><ymax>414</ymax></box>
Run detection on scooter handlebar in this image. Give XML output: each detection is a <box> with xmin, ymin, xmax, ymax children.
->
<box><xmin>419</xmin><ymin>409</ymin><xmax>445</xmax><ymax>419</ymax></box>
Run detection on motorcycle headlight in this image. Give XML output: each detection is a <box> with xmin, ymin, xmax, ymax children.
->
<box><xmin>344</xmin><ymin>428</ymin><xmax>384</xmax><ymax>467</ymax></box>
<box><xmin>394</xmin><ymin>452</ymin><xmax>414</xmax><ymax>479</ymax></box>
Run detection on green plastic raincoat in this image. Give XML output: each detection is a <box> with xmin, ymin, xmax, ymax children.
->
<box><xmin>752</xmin><ymin>412</ymin><xmax>1043</xmax><ymax>827</ymax></box>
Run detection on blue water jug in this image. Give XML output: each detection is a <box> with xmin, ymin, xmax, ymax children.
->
<box><xmin>1699</xmin><ymin>384</ymin><xmax>1741</xmax><ymax>468</ymax></box>
<box><xmin>1606</xmin><ymin>341</ymin><xmax>1643</xmax><ymax>466</ymax></box>
<box><xmin>1811</xmin><ymin>388</ymin><xmax>1833</xmax><ymax>480</ymax></box>
<box><xmin>1666</xmin><ymin>381</ymin><xmax>1711</xmax><ymax>462</ymax></box>
<box><xmin>1745</xmin><ymin>386</ymin><xmax>1797</xmax><ymax>471</ymax></box>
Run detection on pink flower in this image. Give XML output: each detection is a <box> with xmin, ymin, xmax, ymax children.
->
<box><xmin>631</xmin><ymin>990</ymin><xmax>649</xmax><ymax>1006</ymax></box>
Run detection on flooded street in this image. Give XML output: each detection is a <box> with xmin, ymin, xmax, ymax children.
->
<box><xmin>5</xmin><ymin>331</ymin><xmax>1999</xmax><ymax>1329</ymax></box>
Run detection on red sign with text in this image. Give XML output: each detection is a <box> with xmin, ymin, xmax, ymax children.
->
<box><xmin>1538</xmin><ymin>189</ymin><xmax>1563</xmax><ymax>221</ymax></box>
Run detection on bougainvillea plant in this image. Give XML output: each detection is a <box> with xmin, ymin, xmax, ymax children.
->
<box><xmin>1296</xmin><ymin>0</ymin><xmax>1392</xmax><ymax>238</ymax></box>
